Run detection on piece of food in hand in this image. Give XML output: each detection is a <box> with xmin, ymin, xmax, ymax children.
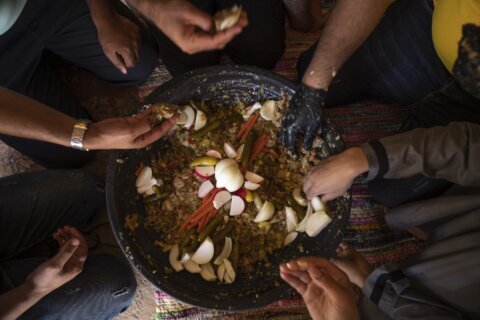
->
<box><xmin>178</xmin><ymin>105</ymin><xmax>195</xmax><ymax>129</ymax></box>
<box><xmin>295</xmin><ymin>202</ymin><xmax>312</xmax><ymax>232</ymax></box>
<box><xmin>306</xmin><ymin>211</ymin><xmax>332</xmax><ymax>237</ymax></box>
<box><xmin>214</xmin><ymin>5</ymin><xmax>244</xmax><ymax>32</ymax></box>
<box><xmin>311</xmin><ymin>196</ymin><xmax>325</xmax><ymax>212</ymax></box>
<box><xmin>293</xmin><ymin>187</ymin><xmax>308</xmax><ymax>206</ymax></box>
<box><xmin>150</xmin><ymin>103</ymin><xmax>180</xmax><ymax>121</ymax></box>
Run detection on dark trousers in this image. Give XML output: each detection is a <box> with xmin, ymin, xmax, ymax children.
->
<box><xmin>154</xmin><ymin>0</ymin><xmax>286</xmax><ymax>76</ymax></box>
<box><xmin>0</xmin><ymin>0</ymin><xmax>158</xmax><ymax>169</ymax></box>
<box><xmin>0</xmin><ymin>169</ymin><xmax>136</xmax><ymax>320</ymax></box>
<box><xmin>299</xmin><ymin>0</ymin><xmax>480</xmax><ymax>207</ymax></box>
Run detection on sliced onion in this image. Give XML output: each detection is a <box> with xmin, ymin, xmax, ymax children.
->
<box><xmin>245</xmin><ymin>171</ymin><xmax>264</xmax><ymax>184</ymax></box>
<box><xmin>191</xmin><ymin>237</ymin><xmax>214</xmax><ymax>264</ymax></box>
<box><xmin>168</xmin><ymin>244</ymin><xmax>183</xmax><ymax>272</ymax></box>
<box><xmin>213</xmin><ymin>190</ymin><xmax>232</xmax><ymax>209</ymax></box>
<box><xmin>137</xmin><ymin>177</ymin><xmax>157</xmax><ymax>194</ymax></box>
<box><xmin>285</xmin><ymin>206</ymin><xmax>298</xmax><ymax>232</ymax></box>
<box><xmin>311</xmin><ymin>196</ymin><xmax>325</xmax><ymax>212</ymax></box>
<box><xmin>214</xmin><ymin>237</ymin><xmax>232</xmax><ymax>265</ymax></box>
<box><xmin>206</xmin><ymin>149</ymin><xmax>222</xmax><ymax>159</ymax></box>
<box><xmin>254</xmin><ymin>201</ymin><xmax>275</xmax><ymax>222</ymax></box>
<box><xmin>200</xmin><ymin>262</ymin><xmax>217</xmax><ymax>281</ymax></box>
<box><xmin>306</xmin><ymin>211</ymin><xmax>332</xmax><ymax>237</ymax></box>
<box><xmin>224</xmin><ymin>169</ymin><xmax>244</xmax><ymax>193</ymax></box>
<box><xmin>194</xmin><ymin>166</ymin><xmax>215</xmax><ymax>179</ymax></box>
<box><xmin>253</xmin><ymin>192</ymin><xmax>263</xmax><ymax>210</ymax></box>
<box><xmin>260</xmin><ymin>100</ymin><xmax>278</xmax><ymax>121</ymax></box>
<box><xmin>135</xmin><ymin>166</ymin><xmax>152</xmax><ymax>188</ymax></box>
<box><xmin>217</xmin><ymin>263</ymin><xmax>226</xmax><ymax>281</ymax></box>
<box><xmin>180</xmin><ymin>252</ymin><xmax>191</xmax><ymax>263</ymax></box>
<box><xmin>243</xmin><ymin>102</ymin><xmax>262</xmax><ymax>118</ymax></box>
<box><xmin>215</xmin><ymin>159</ymin><xmax>237</xmax><ymax>180</ymax></box>
<box><xmin>235</xmin><ymin>144</ymin><xmax>244</xmax><ymax>161</ymax></box>
<box><xmin>182</xmin><ymin>106</ymin><xmax>195</xmax><ymax>129</ymax></box>
<box><xmin>183</xmin><ymin>260</ymin><xmax>201</xmax><ymax>273</ymax></box>
<box><xmin>284</xmin><ymin>231</ymin><xmax>298</xmax><ymax>246</ymax></box>
<box><xmin>216</xmin><ymin>165</ymin><xmax>238</xmax><ymax>189</ymax></box>
<box><xmin>229</xmin><ymin>195</ymin><xmax>245</xmax><ymax>216</ymax></box>
<box><xmin>244</xmin><ymin>181</ymin><xmax>261</xmax><ymax>191</ymax></box>
<box><xmin>224</xmin><ymin>142</ymin><xmax>238</xmax><ymax>159</ymax></box>
<box><xmin>198</xmin><ymin>180</ymin><xmax>214</xmax><ymax>198</ymax></box>
<box><xmin>296</xmin><ymin>203</ymin><xmax>313</xmax><ymax>232</ymax></box>
<box><xmin>194</xmin><ymin>109</ymin><xmax>207</xmax><ymax>131</ymax></box>
<box><xmin>293</xmin><ymin>187</ymin><xmax>308</xmax><ymax>206</ymax></box>
<box><xmin>223</xmin><ymin>258</ymin><xmax>236</xmax><ymax>283</ymax></box>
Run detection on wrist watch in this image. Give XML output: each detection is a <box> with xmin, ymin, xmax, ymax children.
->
<box><xmin>70</xmin><ymin>119</ymin><xmax>92</xmax><ymax>151</ymax></box>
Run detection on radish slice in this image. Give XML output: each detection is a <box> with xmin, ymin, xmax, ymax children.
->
<box><xmin>183</xmin><ymin>260</ymin><xmax>201</xmax><ymax>273</ymax></box>
<box><xmin>224</xmin><ymin>142</ymin><xmax>238</xmax><ymax>159</ymax></box>
<box><xmin>284</xmin><ymin>231</ymin><xmax>298</xmax><ymax>246</ymax></box>
<box><xmin>285</xmin><ymin>207</ymin><xmax>298</xmax><ymax>232</ymax></box>
<box><xmin>311</xmin><ymin>196</ymin><xmax>325</xmax><ymax>212</ymax></box>
<box><xmin>194</xmin><ymin>166</ymin><xmax>215</xmax><ymax>178</ymax></box>
<box><xmin>169</xmin><ymin>244</ymin><xmax>184</xmax><ymax>272</ymax></box>
<box><xmin>213</xmin><ymin>190</ymin><xmax>232</xmax><ymax>209</ymax></box>
<box><xmin>234</xmin><ymin>188</ymin><xmax>246</xmax><ymax>199</ymax></box>
<box><xmin>223</xmin><ymin>259</ymin><xmax>236</xmax><ymax>282</ymax></box>
<box><xmin>245</xmin><ymin>171</ymin><xmax>264</xmax><ymax>184</ymax></box>
<box><xmin>217</xmin><ymin>263</ymin><xmax>226</xmax><ymax>281</ymax></box>
<box><xmin>182</xmin><ymin>106</ymin><xmax>195</xmax><ymax>129</ymax></box>
<box><xmin>244</xmin><ymin>181</ymin><xmax>261</xmax><ymax>191</ymax></box>
<box><xmin>200</xmin><ymin>263</ymin><xmax>217</xmax><ymax>281</ymax></box>
<box><xmin>215</xmin><ymin>159</ymin><xmax>237</xmax><ymax>178</ymax></box>
<box><xmin>254</xmin><ymin>201</ymin><xmax>275</xmax><ymax>222</ymax></box>
<box><xmin>235</xmin><ymin>144</ymin><xmax>244</xmax><ymax>161</ymax></box>
<box><xmin>293</xmin><ymin>187</ymin><xmax>308</xmax><ymax>206</ymax></box>
<box><xmin>198</xmin><ymin>180</ymin><xmax>214</xmax><ymax>198</ymax></box>
<box><xmin>306</xmin><ymin>211</ymin><xmax>332</xmax><ymax>237</ymax></box>
<box><xmin>135</xmin><ymin>166</ymin><xmax>152</xmax><ymax>187</ymax></box>
<box><xmin>225</xmin><ymin>170</ymin><xmax>244</xmax><ymax>192</ymax></box>
<box><xmin>296</xmin><ymin>203</ymin><xmax>313</xmax><ymax>232</ymax></box>
<box><xmin>137</xmin><ymin>177</ymin><xmax>157</xmax><ymax>194</ymax></box>
<box><xmin>194</xmin><ymin>109</ymin><xmax>207</xmax><ymax>131</ymax></box>
<box><xmin>214</xmin><ymin>237</ymin><xmax>232</xmax><ymax>265</ymax></box>
<box><xmin>206</xmin><ymin>150</ymin><xmax>222</xmax><ymax>159</ymax></box>
<box><xmin>229</xmin><ymin>195</ymin><xmax>245</xmax><ymax>216</ymax></box>
<box><xmin>191</xmin><ymin>237</ymin><xmax>214</xmax><ymax>264</ymax></box>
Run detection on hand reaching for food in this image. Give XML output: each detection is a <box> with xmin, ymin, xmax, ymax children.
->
<box><xmin>25</xmin><ymin>227</ymin><xmax>88</xmax><ymax>298</ymax></box>
<box><xmin>303</xmin><ymin>147</ymin><xmax>368</xmax><ymax>201</ymax></box>
<box><xmin>279</xmin><ymin>84</ymin><xmax>327</xmax><ymax>156</ymax></box>
<box><xmin>280</xmin><ymin>257</ymin><xmax>360</xmax><ymax>320</ymax></box>
<box><xmin>148</xmin><ymin>0</ymin><xmax>248</xmax><ymax>54</ymax></box>
<box><xmin>84</xmin><ymin>108</ymin><xmax>178</xmax><ymax>150</ymax></box>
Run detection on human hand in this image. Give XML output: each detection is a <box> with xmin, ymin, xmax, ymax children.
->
<box><xmin>84</xmin><ymin>108</ymin><xmax>178</xmax><ymax>150</ymax></box>
<box><xmin>97</xmin><ymin>13</ymin><xmax>142</xmax><ymax>74</ymax></box>
<box><xmin>280</xmin><ymin>257</ymin><xmax>360</xmax><ymax>320</ymax></box>
<box><xmin>152</xmin><ymin>0</ymin><xmax>248</xmax><ymax>54</ymax></box>
<box><xmin>280</xmin><ymin>84</ymin><xmax>327</xmax><ymax>156</ymax></box>
<box><xmin>25</xmin><ymin>227</ymin><xmax>88</xmax><ymax>297</ymax></box>
<box><xmin>303</xmin><ymin>147</ymin><xmax>368</xmax><ymax>201</ymax></box>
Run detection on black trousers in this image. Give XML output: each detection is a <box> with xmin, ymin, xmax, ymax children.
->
<box><xmin>0</xmin><ymin>0</ymin><xmax>158</xmax><ymax>169</ymax></box>
<box><xmin>154</xmin><ymin>0</ymin><xmax>286</xmax><ymax>76</ymax></box>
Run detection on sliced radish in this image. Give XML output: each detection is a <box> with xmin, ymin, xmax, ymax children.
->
<box><xmin>137</xmin><ymin>177</ymin><xmax>157</xmax><ymax>194</ymax></box>
<box><xmin>206</xmin><ymin>149</ymin><xmax>222</xmax><ymax>159</ymax></box>
<box><xmin>217</xmin><ymin>263</ymin><xmax>226</xmax><ymax>281</ymax></box>
<box><xmin>311</xmin><ymin>196</ymin><xmax>325</xmax><ymax>212</ymax></box>
<box><xmin>200</xmin><ymin>262</ymin><xmax>217</xmax><ymax>281</ymax></box>
<box><xmin>229</xmin><ymin>195</ymin><xmax>245</xmax><ymax>216</ymax></box>
<box><xmin>296</xmin><ymin>203</ymin><xmax>313</xmax><ymax>232</ymax></box>
<box><xmin>293</xmin><ymin>187</ymin><xmax>308</xmax><ymax>206</ymax></box>
<box><xmin>183</xmin><ymin>260</ymin><xmax>201</xmax><ymax>273</ymax></box>
<box><xmin>224</xmin><ymin>142</ymin><xmax>238</xmax><ymax>159</ymax></box>
<box><xmin>223</xmin><ymin>258</ymin><xmax>236</xmax><ymax>282</ymax></box>
<box><xmin>194</xmin><ymin>109</ymin><xmax>207</xmax><ymax>131</ymax></box>
<box><xmin>254</xmin><ymin>201</ymin><xmax>275</xmax><ymax>222</ymax></box>
<box><xmin>234</xmin><ymin>188</ymin><xmax>246</xmax><ymax>199</ymax></box>
<box><xmin>191</xmin><ymin>237</ymin><xmax>215</xmax><ymax>264</ymax></box>
<box><xmin>182</xmin><ymin>106</ymin><xmax>195</xmax><ymax>129</ymax></box>
<box><xmin>306</xmin><ymin>211</ymin><xmax>332</xmax><ymax>237</ymax></box>
<box><xmin>225</xmin><ymin>170</ymin><xmax>244</xmax><ymax>193</ymax></box>
<box><xmin>245</xmin><ymin>171</ymin><xmax>264</xmax><ymax>184</ymax></box>
<box><xmin>214</xmin><ymin>237</ymin><xmax>232</xmax><ymax>265</ymax></box>
<box><xmin>198</xmin><ymin>180</ymin><xmax>214</xmax><ymax>198</ymax></box>
<box><xmin>213</xmin><ymin>190</ymin><xmax>232</xmax><ymax>209</ymax></box>
<box><xmin>235</xmin><ymin>144</ymin><xmax>244</xmax><ymax>161</ymax></box>
<box><xmin>135</xmin><ymin>166</ymin><xmax>152</xmax><ymax>187</ymax></box>
<box><xmin>285</xmin><ymin>207</ymin><xmax>298</xmax><ymax>232</ymax></box>
<box><xmin>194</xmin><ymin>166</ymin><xmax>215</xmax><ymax>178</ymax></box>
<box><xmin>169</xmin><ymin>244</ymin><xmax>184</xmax><ymax>272</ymax></box>
<box><xmin>244</xmin><ymin>181</ymin><xmax>261</xmax><ymax>191</ymax></box>
<box><xmin>284</xmin><ymin>231</ymin><xmax>298</xmax><ymax>246</ymax></box>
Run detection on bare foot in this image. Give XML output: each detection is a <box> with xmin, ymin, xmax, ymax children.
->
<box><xmin>331</xmin><ymin>242</ymin><xmax>372</xmax><ymax>289</ymax></box>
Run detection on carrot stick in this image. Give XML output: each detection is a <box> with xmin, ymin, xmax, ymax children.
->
<box><xmin>240</xmin><ymin>113</ymin><xmax>260</xmax><ymax>143</ymax></box>
<box><xmin>249</xmin><ymin>135</ymin><xmax>269</xmax><ymax>164</ymax></box>
<box><xmin>236</xmin><ymin>114</ymin><xmax>255</xmax><ymax>140</ymax></box>
<box><xmin>264</xmin><ymin>148</ymin><xmax>279</xmax><ymax>158</ymax></box>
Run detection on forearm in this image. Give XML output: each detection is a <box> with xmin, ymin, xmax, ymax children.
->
<box><xmin>0</xmin><ymin>283</ymin><xmax>44</xmax><ymax>320</ymax></box>
<box><xmin>0</xmin><ymin>87</ymin><xmax>75</xmax><ymax>147</ymax></box>
<box><xmin>125</xmin><ymin>0</ymin><xmax>160</xmax><ymax>23</ymax></box>
<box><xmin>86</xmin><ymin>0</ymin><xmax>117</xmax><ymax>30</ymax></box>
<box><xmin>303</xmin><ymin>0</ymin><xmax>393</xmax><ymax>90</ymax></box>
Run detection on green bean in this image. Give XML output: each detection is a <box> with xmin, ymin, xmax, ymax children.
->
<box><xmin>184</xmin><ymin>234</ymin><xmax>199</xmax><ymax>253</ymax></box>
<box><xmin>198</xmin><ymin>215</ymin><xmax>223</xmax><ymax>242</ymax></box>
<box><xmin>178</xmin><ymin>229</ymin><xmax>195</xmax><ymax>255</ymax></box>
<box><xmin>190</xmin><ymin>119</ymin><xmax>221</xmax><ymax>140</ymax></box>
<box><xmin>241</xmin><ymin>131</ymin><xmax>255</xmax><ymax>167</ymax></box>
<box><xmin>212</xmin><ymin>220</ymin><xmax>235</xmax><ymax>243</ymax></box>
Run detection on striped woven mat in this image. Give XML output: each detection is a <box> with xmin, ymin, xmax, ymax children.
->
<box><xmin>143</xmin><ymin>23</ymin><xmax>425</xmax><ymax>320</ymax></box>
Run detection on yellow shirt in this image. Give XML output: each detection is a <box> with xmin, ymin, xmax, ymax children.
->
<box><xmin>432</xmin><ymin>0</ymin><xmax>480</xmax><ymax>72</ymax></box>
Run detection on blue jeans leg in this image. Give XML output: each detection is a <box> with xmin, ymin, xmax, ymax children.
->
<box><xmin>0</xmin><ymin>254</ymin><xmax>137</xmax><ymax>320</ymax></box>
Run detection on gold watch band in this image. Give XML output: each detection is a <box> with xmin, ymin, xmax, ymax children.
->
<box><xmin>70</xmin><ymin>119</ymin><xmax>91</xmax><ymax>151</ymax></box>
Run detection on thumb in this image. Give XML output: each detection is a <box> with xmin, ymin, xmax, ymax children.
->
<box><xmin>52</xmin><ymin>238</ymin><xmax>79</xmax><ymax>267</ymax></box>
<box><xmin>308</xmin><ymin>266</ymin><xmax>344</xmax><ymax>297</ymax></box>
<box><xmin>184</xmin><ymin>6</ymin><xmax>214</xmax><ymax>32</ymax></box>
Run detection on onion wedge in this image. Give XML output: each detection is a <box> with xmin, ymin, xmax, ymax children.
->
<box><xmin>214</xmin><ymin>237</ymin><xmax>232</xmax><ymax>265</ymax></box>
<box><xmin>168</xmin><ymin>244</ymin><xmax>184</xmax><ymax>272</ymax></box>
<box><xmin>285</xmin><ymin>207</ymin><xmax>298</xmax><ymax>233</ymax></box>
<box><xmin>284</xmin><ymin>231</ymin><xmax>298</xmax><ymax>246</ymax></box>
<box><xmin>191</xmin><ymin>237</ymin><xmax>215</xmax><ymax>264</ymax></box>
<box><xmin>213</xmin><ymin>190</ymin><xmax>232</xmax><ymax>209</ymax></box>
<box><xmin>254</xmin><ymin>201</ymin><xmax>275</xmax><ymax>222</ymax></box>
<box><xmin>306</xmin><ymin>211</ymin><xmax>332</xmax><ymax>237</ymax></box>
